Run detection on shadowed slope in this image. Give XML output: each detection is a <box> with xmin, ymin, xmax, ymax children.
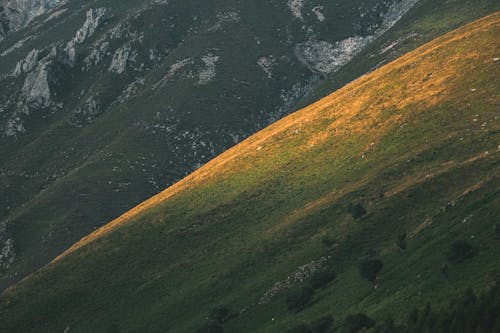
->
<box><xmin>1</xmin><ymin>12</ymin><xmax>499</xmax><ymax>333</ymax></box>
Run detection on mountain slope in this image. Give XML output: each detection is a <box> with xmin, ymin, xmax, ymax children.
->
<box><xmin>1</xmin><ymin>12</ymin><xmax>499</xmax><ymax>333</ymax></box>
<box><xmin>1</xmin><ymin>0</ymin><xmax>499</xmax><ymax>292</ymax></box>
<box><xmin>0</xmin><ymin>0</ymin><xmax>420</xmax><ymax>289</ymax></box>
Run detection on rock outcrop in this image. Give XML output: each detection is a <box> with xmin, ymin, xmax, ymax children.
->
<box><xmin>0</xmin><ymin>0</ymin><xmax>61</xmax><ymax>37</ymax></box>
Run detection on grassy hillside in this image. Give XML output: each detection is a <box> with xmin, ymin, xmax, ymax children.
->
<box><xmin>1</xmin><ymin>12</ymin><xmax>499</xmax><ymax>333</ymax></box>
<box><xmin>1</xmin><ymin>0</ymin><xmax>499</xmax><ymax>292</ymax></box>
<box><xmin>0</xmin><ymin>0</ymin><xmax>435</xmax><ymax>290</ymax></box>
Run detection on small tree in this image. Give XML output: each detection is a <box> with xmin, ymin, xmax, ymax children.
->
<box><xmin>342</xmin><ymin>313</ymin><xmax>375</xmax><ymax>333</ymax></box>
<box><xmin>396</xmin><ymin>233</ymin><xmax>407</xmax><ymax>250</ymax></box>
<box><xmin>195</xmin><ymin>321</ymin><xmax>224</xmax><ymax>333</ymax></box>
<box><xmin>208</xmin><ymin>307</ymin><xmax>230</xmax><ymax>324</ymax></box>
<box><xmin>440</xmin><ymin>263</ymin><xmax>449</xmax><ymax>279</ymax></box>
<box><xmin>494</xmin><ymin>223</ymin><xmax>500</xmax><ymax>239</ymax></box>
<box><xmin>286</xmin><ymin>286</ymin><xmax>314</xmax><ymax>311</ymax></box>
<box><xmin>348</xmin><ymin>203</ymin><xmax>367</xmax><ymax>219</ymax></box>
<box><xmin>446</xmin><ymin>240</ymin><xmax>475</xmax><ymax>263</ymax></box>
<box><xmin>310</xmin><ymin>267</ymin><xmax>337</xmax><ymax>289</ymax></box>
<box><xmin>358</xmin><ymin>259</ymin><xmax>383</xmax><ymax>282</ymax></box>
<box><xmin>286</xmin><ymin>322</ymin><xmax>312</xmax><ymax>333</ymax></box>
<box><xmin>310</xmin><ymin>315</ymin><xmax>334</xmax><ymax>333</ymax></box>
<box><xmin>105</xmin><ymin>324</ymin><xmax>120</xmax><ymax>333</ymax></box>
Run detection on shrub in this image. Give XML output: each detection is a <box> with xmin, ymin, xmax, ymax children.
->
<box><xmin>348</xmin><ymin>203</ymin><xmax>367</xmax><ymax>219</ymax></box>
<box><xmin>310</xmin><ymin>315</ymin><xmax>334</xmax><ymax>333</ymax></box>
<box><xmin>287</xmin><ymin>322</ymin><xmax>312</xmax><ymax>333</ymax></box>
<box><xmin>286</xmin><ymin>286</ymin><xmax>314</xmax><ymax>311</ymax></box>
<box><xmin>310</xmin><ymin>267</ymin><xmax>337</xmax><ymax>289</ymax></box>
<box><xmin>446</xmin><ymin>240</ymin><xmax>475</xmax><ymax>263</ymax></box>
<box><xmin>343</xmin><ymin>313</ymin><xmax>376</xmax><ymax>333</ymax></box>
<box><xmin>287</xmin><ymin>315</ymin><xmax>334</xmax><ymax>333</ymax></box>
<box><xmin>195</xmin><ymin>321</ymin><xmax>224</xmax><ymax>333</ymax></box>
<box><xmin>494</xmin><ymin>223</ymin><xmax>500</xmax><ymax>239</ymax></box>
<box><xmin>358</xmin><ymin>259</ymin><xmax>383</xmax><ymax>282</ymax></box>
<box><xmin>396</xmin><ymin>233</ymin><xmax>407</xmax><ymax>250</ymax></box>
<box><xmin>440</xmin><ymin>263</ymin><xmax>449</xmax><ymax>279</ymax></box>
<box><xmin>105</xmin><ymin>324</ymin><xmax>120</xmax><ymax>333</ymax></box>
<box><xmin>208</xmin><ymin>307</ymin><xmax>230</xmax><ymax>324</ymax></box>
<box><xmin>321</xmin><ymin>236</ymin><xmax>335</xmax><ymax>247</ymax></box>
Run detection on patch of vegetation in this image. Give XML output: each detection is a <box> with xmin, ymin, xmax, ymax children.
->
<box><xmin>494</xmin><ymin>223</ymin><xmax>500</xmax><ymax>239</ymax></box>
<box><xmin>358</xmin><ymin>259</ymin><xmax>383</xmax><ymax>283</ymax></box>
<box><xmin>342</xmin><ymin>313</ymin><xmax>376</xmax><ymax>333</ymax></box>
<box><xmin>396</xmin><ymin>233</ymin><xmax>407</xmax><ymax>250</ymax></box>
<box><xmin>195</xmin><ymin>321</ymin><xmax>224</xmax><ymax>333</ymax></box>
<box><xmin>397</xmin><ymin>284</ymin><xmax>500</xmax><ymax>332</ymax></box>
<box><xmin>286</xmin><ymin>286</ymin><xmax>315</xmax><ymax>312</ymax></box>
<box><xmin>208</xmin><ymin>307</ymin><xmax>230</xmax><ymax>324</ymax></box>
<box><xmin>348</xmin><ymin>203</ymin><xmax>367</xmax><ymax>219</ymax></box>
<box><xmin>287</xmin><ymin>315</ymin><xmax>334</xmax><ymax>333</ymax></box>
<box><xmin>309</xmin><ymin>267</ymin><xmax>337</xmax><ymax>289</ymax></box>
<box><xmin>310</xmin><ymin>315</ymin><xmax>334</xmax><ymax>333</ymax></box>
<box><xmin>287</xmin><ymin>322</ymin><xmax>313</xmax><ymax>333</ymax></box>
<box><xmin>446</xmin><ymin>240</ymin><xmax>475</xmax><ymax>263</ymax></box>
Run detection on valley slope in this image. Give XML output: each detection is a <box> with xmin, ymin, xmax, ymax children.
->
<box><xmin>0</xmin><ymin>0</ymin><xmax>499</xmax><ymax>291</ymax></box>
<box><xmin>1</xmin><ymin>11</ymin><xmax>499</xmax><ymax>333</ymax></box>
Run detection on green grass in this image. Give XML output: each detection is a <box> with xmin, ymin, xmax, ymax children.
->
<box><xmin>0</xmin><ymin>12</ymin><xmax>499</xmax><ymax>333</ymax></box>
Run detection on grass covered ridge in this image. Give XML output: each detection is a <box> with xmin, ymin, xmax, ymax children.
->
<box><xmin>0</xmin><ymin>12</ymin><xmax>499</xmax><ymax>333</ymax></box>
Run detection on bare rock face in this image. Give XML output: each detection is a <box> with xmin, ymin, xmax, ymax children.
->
<box><xmin>22</xmin><ymin>58</ymin><xmax>53</xmax><ymax>108</ymax></box>
<box><xmin>74</xmin><ymin>7</ymin><xmax>108</xmax><ymax>44</ymax></box>
<box><xmin>0</xmin><ymin>239</ymin><xmax>15</xmax><ymax>269</ymax></box>
<box><xmin>65</xmin><ymin>7</ymin><xmax>110</xmax><ymax>67</ymax></box>
<box><xmin>0</xmin><ymin>0</ymin><xmax>62</xmax><ymax>36</ymax></box>
<box><xmin>109</xmin><ymin>43</ymin><xmax>136</xmax><ymax>74</ymax></box>
<box><xmin>13</xmin><ymin>48</ymin><xmax>39</xmax><ymax>76</ymax></box>
<box><xmin>294</xmin><ymin>0</ymin><xmax>420</xmax><ymax>76</ymax></box>
<box><xmin>0</xmin><ymin>220</ymin><xmax>15</xmax><ymax>270</ymax></box>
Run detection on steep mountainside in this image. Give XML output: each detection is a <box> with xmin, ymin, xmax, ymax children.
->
<box><xmin>1</xmin><ymin>12</ymin><xmax>498</xmax><ymax>333</ymax></box>
<box><xmin>0</xmin><ymin>0</ymin><xmax>498</xmax><ymax>292</ymax></box>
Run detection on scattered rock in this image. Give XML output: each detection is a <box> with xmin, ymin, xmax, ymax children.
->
<box><xmin>259</xmin><ymin>256</ymin><xmax>328</xmax><ymax>304</ymax></box>
<box><xmin>109</xmin><ymin>43</ymin><xmax>137</xmax><ymax>74</ymax></box>
<box><xmin>197</xmin><ymin>53</ymin><xmax>219</xmax><ymax>85</ymax></box>
<box><xmin>257</xmin><ymin>56</ymin><xmax>276</xmax><ymax>79</ymax></box>
<box><xmin>288</xmin><ymin>0</ymin><xmax>306</xmax><ymax>20</ymax></box>
<box><xmin>13</xmin><ymin>49</ymin><xmax>40</xmax><ymax>77</ymax></box>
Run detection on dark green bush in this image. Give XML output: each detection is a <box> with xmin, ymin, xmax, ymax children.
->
<box><xmin>494</xmin><ymin>223</ymin><xmax>500</xmax><ymax>239</ymax></box>
<box><xmin>208</xmin><ymin>307</ymin><xmax>229</xmax><ymax>324</ymax></box>
<box><xmin>399</xmin><ymin>285</ymin><xmax>500</xmax><ymax>333</ymax></box>
<box><xmin>348</xmin><ymin>203</ymin><xmax>367</xmax><ymax>219</ymax></box>
<box><xmin>310</xmin><ymin>315</ymin><xmax>334</xmax><ymax>333</ymax></box>
<box><xmin>342</xmin><ymin>313</ymin><xmax>375</xmax><ymax>333</ymax></box>
<box><xmin>310</xmin><ymin>267</ymin><xmax>337</xmax><ymax>289</ymax></box>
<box><xmin>396</xmin><ymin>233</ymin><xmax>407</xmax><ymax>250</ymax></box>
<box><xmin>286</xmin><ymin>286</ymin><xmax>314</xmax><ymax>311</ymax></box>
<box><xmin>446</xmin><ymin>240</ymin><xmax>475</xmax><ymax>263</ymax></box>
<box><xmin>287</xmin><ymin>315</ymin><xmax>334</xmax><ymax>333</ymax></box>
<box><xmin>358</xmin><ymin>259</ymin><xmax>383</xmax><ymax>282</ymax></box>
<box><xmin>195</xmin><ymin>321</ymin><xmax>224</xmax><ymax>333</ymax></box>
<box><xmin>321</xmin><ymin>236</ymin><xmax>335</xmax><ymax>247</ymax></box>
<box><xmin>105</xmin><ymin>324</ymin><xmax>120</xmax><ymax>333</ymax></box>
<box><xmin>286</xmin><ymin>322</ymin><xmax>312</xmax><ymax>333</ymax></box>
